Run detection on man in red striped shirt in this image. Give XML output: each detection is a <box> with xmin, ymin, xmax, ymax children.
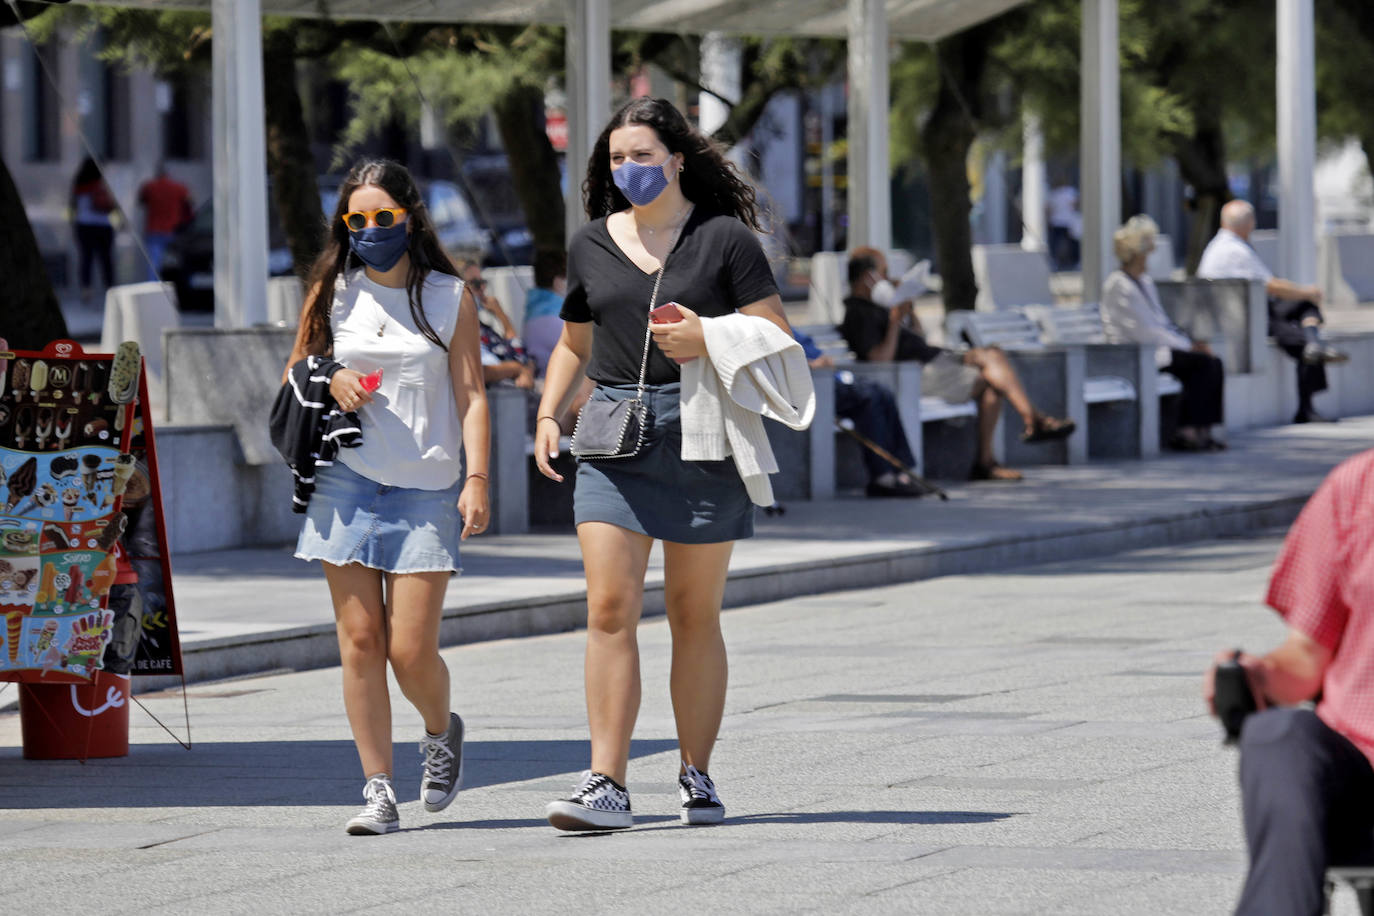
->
<box><xmin>1204</xmin><ymin>449</ymin><xmax>1374</xmax><ymax>915</ymax></box>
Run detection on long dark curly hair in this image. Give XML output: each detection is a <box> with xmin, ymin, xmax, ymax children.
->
<box><xmin>583</xmin><ymin>97</ymin><xmax>762</xmax><ymax>230</ymax></box>
<box><xmin>300</xmin><ymin>158</ymin><xmax>458</xmax><ymax>355</ymax></box>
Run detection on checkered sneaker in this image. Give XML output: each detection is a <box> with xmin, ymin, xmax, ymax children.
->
<box><xmin>678</xmin><ymin>763</ymin><xmax>725</xmax><ymax>825</ymax></box>
<box><xmin>419</xmin><ymin>712</ymin><xmax>464</xmax><ymax>813</ymax></box>
<box><xmin>545</xmin><ymin>770</ymin><xmax>634</xmax><ymax>831</ymax></box>
<box><xmin>345</xmin><ymin>775</ymin><xmax>399</xmax><ymax>835</ymax></box>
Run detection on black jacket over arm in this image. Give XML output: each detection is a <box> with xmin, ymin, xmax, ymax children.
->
<box><xmin>269</xmin><ymin>356</ymin><xmax>363</xmax><ymax>513</ymax></box>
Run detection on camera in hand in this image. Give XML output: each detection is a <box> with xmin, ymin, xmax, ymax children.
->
<box><xmin>1215</xmin><ymin>652</ymin><xmax>1258</xmax><ymax>744</ymax></box>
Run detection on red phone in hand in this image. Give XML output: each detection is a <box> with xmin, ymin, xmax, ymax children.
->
<box><xmin>649</xmin><ymin>302</ymin><xmax>694</xmax><ymax>364</ymax></box>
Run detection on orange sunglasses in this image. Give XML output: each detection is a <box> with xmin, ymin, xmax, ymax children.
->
<box><xmin>342</xmin><ymin>207</ymin><xmax>407</xmax><ymax>231</ymax></box>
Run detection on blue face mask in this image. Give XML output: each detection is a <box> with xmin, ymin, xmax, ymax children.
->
<box><xmin>613</xmin><ymin>158</ymin><xmax>673</xmax><ymax>207</ymax></box>
<box><xmin>348</xmin><ymin>223</ymin><xmax>410</xmax><ymax>272</ymax></box>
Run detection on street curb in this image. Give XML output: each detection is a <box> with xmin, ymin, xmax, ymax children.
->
<box><xmin>130</xmin><ymin>492</ymin><xmax>1306</xmax><ymax>695</ymax></box>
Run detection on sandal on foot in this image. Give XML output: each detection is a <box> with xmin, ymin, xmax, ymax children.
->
<box><xmin>1021</xmin><ymin>415</ymin><xmax>1076</xmax><ymax>444</ymax></box>
<box><xmin>970</xmin><ymin>462</ymin><xmax>1023</xmax><ymax>482</ymax></box>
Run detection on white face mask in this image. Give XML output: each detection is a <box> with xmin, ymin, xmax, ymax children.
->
<box><xmin>869</xmin><ymin>275</ymin><xmax>897</xmax><ymax>308</ymax></box>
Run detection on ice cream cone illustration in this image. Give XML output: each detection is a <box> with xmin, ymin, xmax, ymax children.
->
<box><xmin>80</xmin><ymin>454</ymin><xmax>102</xmax><ymax>504</ymax></box>
<box><xmin>13</xmin><ymin>482</ymin><xmax>56</xmax><ymax>517</ymax></box>
<box><xmin>111</xmin><ymin>454</ymin><xmax>136</xmax><ymax>496</ymax></box>
<box><xmin>5</xmin><ymin>457</ymin><xmax>37</xmax><ymax>512</ymax></box>
<box><xmin>4</xmin><ymin>610</ymin><xmax>27</xmax><ymax>663</ymax></box>
<box><xmin>61</xmin><ymin>487</ymin><xmax>80</xmax><ymax>521</ymax></box>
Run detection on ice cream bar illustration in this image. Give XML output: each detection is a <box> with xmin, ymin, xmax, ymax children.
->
<box><xmin>4</xmin><ymin>611</ymin><xmax>24</xmax><ymax>662</ymax></box>
<box><xmin>34</xmin><ymin>619</ymin><xmax>58</xmax><ymax>654</ymax></box>
<box><xmin>13</xmin><ymin>405</ymin><xmax>33</xmax><ymax>449</ymax></box>
<box><xmin>80</xmin><ymin>453</ymin><xmax>102</xmax><ymax>502</ymax></box>
<box><xmin>47</xmin><ymin>364</ymin><xmax>71</xmax><ymax>392</ymax></box>
<box><xmin>89</xmin><ymin>552</ymin><xmax>117</xmax><ymax>597</ymax></box>
<box><xmin>54</xmin><ymin>414</ymin><xmax>73</xmax><ymax>450</ymax></box>
<box><xmin>13</xmin><ymin>482</ymin><xmax>56</xmax><ymax>517</ymax></box>
<box><xmin>111</xmin><ymin>454</ymin><xmax>136</xmax><ymax>496</ymax></box>
<box><xmin>83</xmin><ymin>418</ymin><xmax>109</xmax><ymax>441</ymax></box>
<box><xmin>107</xmin><ymin>341</ymin><xmax>141</xmax><ymax>404</ymax></box>
<box><xmin>34</xmin><ymin>407</ymin><xmax>54</xmax><ymax>450</ymax></box>
<box><xmin>5</xmin><ymin>457</ymin><xmax>37</xmax><ymax>512</ymax></box>
<box><xmin>94</xmin><ymin>513</ymin><xmax>127</xmax><ymax>553</ymax></box>
<box><xmin>0</xmin><ymin>337</ymin><xmax>8</xmax><ymax>393</ymax></box>
<box><xmin>10</xmin><ymin>359</ymin><xmax>29</xmax><ymax>397</ymax></box>
<box><xmin>36</xmin><ymin>560</ymin><xmax>58</xmax><ymax>604</ymax></box>
<box><xmin>64</xmin><ymin>564</ymin><xmax>84</xmax><ymax>605</ymax></box>
<box><xmin>50</xmin><ymin>455</ymin><xmax>79</xmax><ymax>481</ymax></box>
<box><xmin>28</xmin><ymin>360</ymin><xmax>48</xmax><ymax>397</ymax></box>
<box><xmin>61</xmin><ymin>487</ymin><xmax>81</xmax><ymax>521</ymax></box>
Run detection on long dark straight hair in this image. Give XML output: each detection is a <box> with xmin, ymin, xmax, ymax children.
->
<box><xmin>300</xmin><ymin>158</ymin><xmax>458</xmax><ymax>355</ymax></box>
<box><xmin>583</xmin><ymin>97</ymin><xmax>762</xmax><ymax>230</ymax></box>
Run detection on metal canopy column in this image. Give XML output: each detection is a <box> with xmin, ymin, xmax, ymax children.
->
<box><xmin>846</xmin><ymin>0</ymin><xmax>890</xmax><ymax>252</ymax></box>
<box><xmin>211</xmin><ymin>0</ymin><xmax>268</xmax><ymax>328</ymax></box>
<box><xmin>1021</xmin><ymin>111</ymin><xmax>1047</xmax><ymax>252</ymax></box>
<box><xmin>1080</xmin><ymin>0</ymin><xmax>1120</xmax><ymax>298</ymax></box>
<box><xmin>1277</xmin><ymin>0</ymin><xmax>1317</xmax><ymax>284</ymax></box>
<box><xmin>565</xmin><ymin>0</ymin><xmax>610</xmax><ymax>244</ymax></box>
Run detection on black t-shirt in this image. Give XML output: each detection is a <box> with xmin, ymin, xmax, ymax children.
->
<box><xmin>560</xmin><ymin>209</ymin><xmax>779</xmax><ymax>386</ymax></box>
<box><xmin>839</xmin><ymin>295</ymin><xmax>943</xmax><ymax>363</ymax></box>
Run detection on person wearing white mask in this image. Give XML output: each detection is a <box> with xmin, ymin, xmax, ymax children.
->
<box><xmin>840</xmin><ymin>247</ymin><xmax>1075</xmax><ymax>481</ymax></box>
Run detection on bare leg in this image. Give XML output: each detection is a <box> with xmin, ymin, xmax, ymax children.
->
<box><xmin>662</xmin><ymin>540</ymin><xmax>734</xmax><ymax>775</ymax></box>
<box><xmin>578</xmin><ymin>521</ymin><xmax>654</xmax><ymax>786</ymax></box>
<box><xmin>965</xmin><ymin>347</ymin><xmax>1037</xmax><ymax>432</ymax></box>
<box><xmin>384</xmin><ymin>571</ymin><xmax>452</xmax><ymax>735</ymax></box>
<box><xmin>975</xmin><ymin>380</ymin><xmax>1000</xmax><ymax>467</ymax></box>
<box><xmin>324</xmin><ymin>562</ymin><xmax>392</xmax><ymax>778</ymax></box>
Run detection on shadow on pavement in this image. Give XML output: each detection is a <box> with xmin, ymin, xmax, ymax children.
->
<box><xmin>0</xmin><ymin>737</ymin><xmax>678</xmax><ymax>809</ymax></box>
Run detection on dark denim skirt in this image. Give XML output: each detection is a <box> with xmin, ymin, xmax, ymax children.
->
<box><xmin>574</xmin><ymin>383</ymin><xmax>753</xmax><ymax>544</ymax></box>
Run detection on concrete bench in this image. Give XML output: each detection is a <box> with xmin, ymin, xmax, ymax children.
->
<box><xmin>971</xmin><ymin>244</ymin><xmax>1056</xmax><ymax>311</ymax></box>
<box><xmin>1153</xmin><ymin>278</ymin><xmax>1268</xmax><ymax>375</ymax></box>
<box><xmin>266</xmin><ymin>276</ymin><xmax>304</xmax><ymax>327</ymax></box>
<box><xmin>1319</xmin><ymin>231</ymin><xmax>1374</xmax><ymax>308</ymax></box>
<box><xmin>481</xmin><ymin>265</ymin><xmax>535</xmax><ymax>335</ymax></box>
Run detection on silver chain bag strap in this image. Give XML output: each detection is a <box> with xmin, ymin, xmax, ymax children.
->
<box><xmin>571</xmin><ymin>210</ymin><xmax>690</xmax><ymax>460</ymax></box>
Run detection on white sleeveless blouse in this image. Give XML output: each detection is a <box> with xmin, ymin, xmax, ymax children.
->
<box><xmin>330</xmin><ymin>269</ymin><xmax>465</xmax><ymax>490</ymax></box>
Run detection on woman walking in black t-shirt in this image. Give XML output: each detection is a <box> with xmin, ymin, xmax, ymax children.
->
<box><xmin>535</xmin><ymin>97</ymin><xmax>791</xmax><ymax>831</ymax></box>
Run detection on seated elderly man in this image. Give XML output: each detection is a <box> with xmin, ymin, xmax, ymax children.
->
<box><xmin>1204</xmin><ymin>449</ymin><xmax>1374</xmax><ymax>915</ymax></box>
<box><xmin>839</xmin><ymin>247</ymin><xmax>1075</xmax><ymax>482</ymax></box>
<box><xmin>1102</xmin><ymin>215</ymin><xmax>1225</xmax><ymax>451</ymax></box>
<box><xmin>1196</xmin><ymin>200</ymin><xmax>1347</xmax><ymax>423</ymax></box>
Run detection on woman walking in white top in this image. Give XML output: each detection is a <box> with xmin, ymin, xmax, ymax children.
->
<box><xmin>534</xmin><ymin>98</ymin><xmax>803</xmax><ymax>831</ymax></box>
<box><xmin>283</xmin><ymin>159</ymin><xmax>490</xmax><ymax>835</ymax></box>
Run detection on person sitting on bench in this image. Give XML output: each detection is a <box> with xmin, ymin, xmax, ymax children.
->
<box><xmin>1196</xmin><ymin>199</ymin><xmax>1348</xmax><ymax>424</ymax></box>
<box><xmin>839</xmin><ymin>247</ymin><xmax>1075</xmax><ymax>482</ymax></box>
<box><xmin>1203</xmin><ymin>449</ymin><xmax>1374</xmax><ymax>915</ymax></box>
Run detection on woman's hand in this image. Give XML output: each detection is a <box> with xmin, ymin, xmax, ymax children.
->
<box><xmin>534</xmin><ymin>415</ymin><xmax>564</xmax><ymax>483</ymax></box>
<box><xmin>458</xmin><ymin>476</ymin><xmax>489</xmax><ymax>539</ymax></box>
<box><xmin>329</xmin><ymin>369</ymin><xmax>374</xmax><ymax>412</ymax></box>
<box><xmin>649</xmin><ymin>303</ymin><xmax>708</xmax><ymax>361</ymax></box>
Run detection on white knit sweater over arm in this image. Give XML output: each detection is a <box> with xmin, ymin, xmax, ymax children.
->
<box><xmin>679</xmin><ymin>313</ymin><xmax>816</xmax><ymax>506</ymax></box>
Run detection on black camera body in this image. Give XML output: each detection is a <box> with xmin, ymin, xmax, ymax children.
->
<box><xmin>1215</xmin><ymin>653</ymin><xmax>1258</xmax><ymax>744</ymax></box>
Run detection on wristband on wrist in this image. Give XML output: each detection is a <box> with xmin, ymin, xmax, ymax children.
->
<box><xmin>466</xmin><ymin>472</ymin><xmax>488</xmax><ymax>482</ymax></box>
<box><xmin>537</xmin><ymin>415</ymin><xmax>561</xmax><ymax>430</ymax></box>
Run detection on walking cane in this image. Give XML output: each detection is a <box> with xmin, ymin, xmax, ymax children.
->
<box><xmin>837</xmin><ymin>419</ymin><xmax>949</xmax><ymax>500</ymax></box>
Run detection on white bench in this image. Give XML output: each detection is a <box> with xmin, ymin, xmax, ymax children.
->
<box><xmin>1027</xmin><ymin>303</ymin><xmax>1185</xmax><ymax>399</ymax></box>
<box><xmin>100</xmin><ymin>281</ymin><xmax>180</xmax><ymax>409</ymax></box>
<box><xmin>971</xmin><ymin>244</ymin><xmax>1056</xmax><ymax>311</ymax></box>
<box><xmin>1319</xmin><ymin>231</ymin><xmax>1374</xmax><ymax>308</ymax></box>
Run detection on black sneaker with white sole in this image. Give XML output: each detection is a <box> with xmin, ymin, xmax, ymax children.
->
<box><xmin>345</xmin><ymin>775</ymin><xmax>399</xmax><ymax>835</ymax></box>
<box><xmin>420</xmin><ymin>712</ymin><xmax>464</xmax><ymax>813</ymax></box>
<box><xmin>678</xmin><ymin>763</ymin><xmax>725</xmax><ymax>825</ymax></box>
<box><xmin>545</xmin><ymin>771</ymin><xmax>633</xmax><ymax>831</ymax></box>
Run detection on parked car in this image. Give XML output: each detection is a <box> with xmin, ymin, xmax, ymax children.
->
<box><xmin>162</xmin><ymin>177</ymin><xmax>492</xmax><ymax>311</ymax></box>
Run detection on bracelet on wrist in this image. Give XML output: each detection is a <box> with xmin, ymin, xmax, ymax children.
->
<box><xmin>537</xmin><ymin>415</ymin><xmax>561</xmax><ymax>430</ymax></box>
<box><xmin>466</xmin><ymin>472</ymin><xmax>489</xmax><ymax>482</ymax></box>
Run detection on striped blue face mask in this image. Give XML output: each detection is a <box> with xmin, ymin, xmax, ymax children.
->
<box><xmin>613</xmin><ymin>157</ymin><xmax>673</xmax><ymax>207</ymax></box>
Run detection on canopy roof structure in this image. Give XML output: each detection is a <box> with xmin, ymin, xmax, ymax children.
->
<box><xmin>88</xmin><ymin>0</ymin><xmax>1027</xmax><ymax>41</ymax></box>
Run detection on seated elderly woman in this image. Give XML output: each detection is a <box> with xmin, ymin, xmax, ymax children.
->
<box><xmin>1101</xmin><ymin>215</ymin><xmax>1226</xmax><ymax>451</ymax></box>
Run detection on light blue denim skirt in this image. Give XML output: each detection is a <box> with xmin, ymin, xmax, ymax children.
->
<box><xmin>295</xmin><ymin>460</ymin><xmax>463</xmax><ymax>574</ymax></box>
<box><xmin>574</xmin><ymin>383</ymin><xmax>753</xmax><ymax>544</ymax></box>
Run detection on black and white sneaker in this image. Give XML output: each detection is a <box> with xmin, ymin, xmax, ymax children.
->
<box><xmin>420</xmin><ymin>712</ymin><xmax>464</xmax><ymax>813</ymax></box>
<box><xmin>345</xmin><ymin>775</ymin><xmax>399</xmax><ymax>835</ymax></box>
<box><xmin>678</xmin><ymin>763</ymin><xmax>725</xmax><ymax>825</ymax></box>
<box><xmin>545</xmin><ymin>770</ymin><xmax>633</xmax><ymax>831</ymax></box>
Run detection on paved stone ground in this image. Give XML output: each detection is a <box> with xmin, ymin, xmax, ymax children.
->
<box><xmin>3</xmin><ymin>528</ymin><xmax>1361</xmax><ymax>915</ymax></box>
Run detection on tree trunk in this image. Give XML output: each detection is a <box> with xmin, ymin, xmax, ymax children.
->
<box><xmin>263</xmin><ymin>30</ymin><xmax>325</xmax><ymax>278</ymax></box>
<box><xmin>919</xmin><ymin>33</ymin><xmax>984</xmax><ymax>313</ymax></box>
<box><xmin>1171</xmin><ymin>114</ymin><xmax>1229</xmax><ymax>275</ymax></box>
<box><xmin>1</xmin><ymin>154</ymin><xmax>68</xmax><ymax>348</ymax></box>
<box><xmin>492</xmin><ymin>83</ymin><xmax>566</xmax><ymax>258</ymax></box>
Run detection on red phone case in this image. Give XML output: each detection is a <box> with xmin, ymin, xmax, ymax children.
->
<box><xmin>650</xmin><ymin>303</ymin><xmax>694</xmax><ymax>363</ymax></box>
